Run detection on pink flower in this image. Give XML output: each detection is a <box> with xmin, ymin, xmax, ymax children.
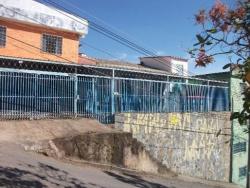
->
<box><xmin>195</xmin><ymin>10</ymin><xmax>206</xmax><ymax>24</ymax></box>
<box><xmin>220</xmin><ymin>23</ymin><xmax>229</xmax><ymax>32</ymax></box>
<box><xmin>195</xmin><ymin>51</ymin><xmax>214</xmax><ymax>67</ymax></box>
<box><xmin>209</xmin><ymin>0</ymin><xmax>228</xmax><ymax>22</ymax></box>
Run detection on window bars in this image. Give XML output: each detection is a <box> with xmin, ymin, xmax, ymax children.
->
<box><xmin>233</xmin><ymin>142</ymin><xmax>247</xmax><ymax>154</ymax></box>
<box><xmin>0</xmin><ymin>26</ymin><xmax>6</xmax><ymax>47</ymax></box>
<box><xmin>239</xmin><ymin>166</ymin><xmax>247</xmax><ymax>177</ymax></box>
<box><xmin>42</xmin><ymin>34</ymin><xmax>62</xmax><ymax>54</ymax></box>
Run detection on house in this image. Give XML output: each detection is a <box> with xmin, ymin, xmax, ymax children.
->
<box><xmin>78</xmin><ymin>54</ymin><xmax>96</xmax><ymax>65</ymax></box>
<box><xmin>140</xmin><ymin>56</ymin><xmax>188</xmax><ymax>76</ymax></box>
<box><xmin>196</xmin><ymin>71</ymin><xmax>249</xmax><ymax>187</ymax></box>
<box><xmin>0</xmin><ymin>0</ymin><xmax>88</xmax><ymax>63</ymax></box>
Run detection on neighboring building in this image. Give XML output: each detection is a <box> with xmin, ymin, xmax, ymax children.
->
<box><xmin>78</xmin><ymin>54</ymin><xmax>96</xmax><ymax>65</ymax></box>
<box><xmin>230</xmin><ymin>70</ymin><xmax>248</xmax><ymax>188</ymax></box>
<box><xmin>93</xmin><ymin>58</ymin><xmax>177</xmax><ymax>75</ymax></box>
<box><xmin>77</xmin><ymin>55</ymin><xmax>184</xmax><ymax>79</ymax></box>
<box><xmin>0</xmin><ymin>0</ymin><xmax>88</xmax><ymax>63</ymax></box>
<box><xmin>196</xmin><ymin>71</ymin><xmax>249</xmax><ymax>187</ymax></box>
<box><xmin>140</xmin><ymin>56</ymin><xmax>188</xmax><ymax>76</ymax></box>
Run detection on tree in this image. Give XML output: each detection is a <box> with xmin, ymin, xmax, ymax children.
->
<box><xmin>190</xmin><ymin>0</ymin><xmax>250</xmax><ymax>125</ymax></box>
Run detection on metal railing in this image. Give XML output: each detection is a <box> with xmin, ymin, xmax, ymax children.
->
<box><xmin>0</xmin><ymin>68</ymin><xmax>230</xmax><ymax>124</ymax></box>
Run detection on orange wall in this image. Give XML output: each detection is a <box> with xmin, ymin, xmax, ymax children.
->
<box><xmin>0</xmin><ymin>19</ymin><xmax>80</xmax><ymax>63</ymax></box>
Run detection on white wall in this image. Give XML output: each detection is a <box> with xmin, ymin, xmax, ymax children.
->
<box><xmin>140</xmin><ymin>57</ymin><xmax>188</xmax><ymax>76</ymax></box>
<box><xmin>0</xmin><ymin>0</ymin><xmax>88</xmax><ymax>37</ymax></box>
<box><xmin>140</xmin><ymin>57</ymin><xmax>171</xmax><ymax>72</ymax></box>
<box><xmin>171</xmin><ymin>59</ymin><xmax>188</xmax><ymax>76</ymax></box>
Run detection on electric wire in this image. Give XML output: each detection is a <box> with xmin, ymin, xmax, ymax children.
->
<box><xmin>0</xmin><ymin>2</ymin><xmax>229</xmax><ymax>85</ymax></box>
<box><xmin>37</xmin><ymin>0</ymin><xmax>233</xmax><ymax>82</ymax></box>
<box><xmin>34</xmin><ymin>0</ymin><xmax>195</xmax><ymax>77</ymax></box>
<box><xmin>0</xmin><ymin>4</ymin><xmax>232</xmax><ymax>123</ymax></box>
<box><xmin>0</xmin><ymin>0</ymin><xmax>246</xmax><ymax>154</ymax></box>
<box><xmin>81</xmin><ymin>41</ymin><xmax>123</xmax><ymax>61</ymax></box>
<box><xmin>2</xmin><ymin>35</ymin><xmax>231</xmax><ymax>123</ymax></box>
<box><xmin>0</xmin><ymin>5</ymin><xmax>110</xmax><ymax>77</ymax></box>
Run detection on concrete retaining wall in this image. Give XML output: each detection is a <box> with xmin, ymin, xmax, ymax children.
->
<box><xmin>115</xmin><ymin>112</ymin><xmax>231</xmax><ymax>181</ymax></box>
<box><xmin>53</xmin><ymin>132</ymin><xmax>170</xmax><ymax>174</ymax></box>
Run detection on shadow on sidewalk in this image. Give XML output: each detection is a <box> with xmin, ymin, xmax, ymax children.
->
<box><xmin>104</xmin><ymin>171</ymin><xmax>172</xmax><ymax>188</ymax></box>
<box><xmin>0</xmin><ymin>163</ymin><xmax>89</xmax><ymax>188</ymax></box>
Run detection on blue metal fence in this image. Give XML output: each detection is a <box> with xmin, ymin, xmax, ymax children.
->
<box><xmin>0</xmin><ymin>68</ymin><xmax>229</xmax><ymax>123</ymax></box>
<box><xmin>114</xmin><ymin>78</ymin><xmax>229</xmax><ymax>113</ymax></box>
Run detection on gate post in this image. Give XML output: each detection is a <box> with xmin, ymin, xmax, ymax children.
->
<box><xmin>111</xmin><ymin>69</ymin><xmax>115</xmax><ymax>119</ymax></box>
<box><xmin>92</xmin><ymin>77</ymin><xmax>97</xmax><ymax>118</ymax></box>
<box><xmin>74</xmin><ymin>74</ymin><xmax>78</xmax><ymax>118</ymax></box>
<box><xmin>207</xmin><ymin>81</ymin><xmax>210</xmax><ymax>112</ymax></box>
<box><xmin>33</xmin><ymin>74</ymin><xmax>38</xmax><ymax>119</ymax></box>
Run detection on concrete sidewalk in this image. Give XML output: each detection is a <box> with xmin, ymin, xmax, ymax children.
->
<box><xmin>0</xmin><ymin>143</ymin><xmax>238</xmax><ymax>188</ymax></box>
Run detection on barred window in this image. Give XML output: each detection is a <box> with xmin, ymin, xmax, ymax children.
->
<box><xmin>175</xmin><ymin>64</ymin><xmax>184</xmax><ymax>76</ymax></box>
<box><xmin>239</xmin><ymin>166</ymin><xmax>247</xmax><ymax>177</ymax></box>
<box><xmin>240</xmin><ymin>83</ymin><xmax>247</xmax><ymax>94</ymax></box>
<box><xmin>42</xmin><ymin>34</ymin><xmax>62</xmax><ymax>54</ymax></box>
<box><xmin>0</xmin><ymin>26</ymin><xmax>6</xmax><ymax>47</ymax></box>
<box><xmin>233</xmin><ymin>142</ymin><xmax>247</xmax><ymax>154</ymax></box>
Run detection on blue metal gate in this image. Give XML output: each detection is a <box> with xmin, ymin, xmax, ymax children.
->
<box><xmin>0</xmin><ymin>68</ymin><xmax>230</xmax><ymax>123</ymax></box>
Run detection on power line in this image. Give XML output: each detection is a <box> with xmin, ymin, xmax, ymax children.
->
<box><xmin>2</xmin><ymin>29</ymin><xmax>230</xmax><ymax>121</ymax></box>
<box><xmin>1</xmin><ymin>3</ymin><xmax>165</xmax><ymax>77</ymax></box>
<box><xmin>0</xmin><ymin>38</ymin><xmax>230</xmax><ymax>122</ymax></box>
<box><xmin>4</xmin><ymin>39</ymin><xmax>52</xmax><ymax>62</ymax></box>
<box><xmin>81</xmin><ymin>41</ymin><xmax>123</xmax><ymax>61</ymax></box>
<box><xmin>0</xmin><ymin>4</ymin><xmax>230</xmax><ymax>119</ymax></box>
<box><xmin>37</xmin><ymin>0</ymin><xmax>233</xmax><ymax>83</ymax></box>
<box><xmin>2</xmin><ymin>30</ymin><xmax>230</xmax><ymax>121</ymax></box>
<box><xmin>0</xmin><ymin>16</ymin><xmax>123</xmax><ymax>67</ymax></box>
<box><xmin>0</xmin><ymin>43</ymin><xmax>233</xmax><ymax>138</ymax></box>
<box><xmin>1</xmin><ymin>1</ymin><xmax>229</xmax><ymax>84</ymax></box>
<box><xmin>4</xmin><ymin>35</ymin><xmax>108</xmax><ymax>77</ymax></box>
<box><xmin>0</xmin><ymin>5</ymin><xmax>111</xmax><ymax>78</ymax></box>
<box><xmin>0</xmin><ymin>2</ymin><xmax>238</xmax><ymax>155</ymax></box>
<box><xmin>53</xmin><ymin>0</ymin><xmax>156</xmax><ymax>55</ymax></box>
<box><xmin>34</xmin><ymin>0</ymin><xmax>193</xmax><ymax>77</ymax></box>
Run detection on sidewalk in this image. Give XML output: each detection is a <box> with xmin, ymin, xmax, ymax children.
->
<box><xmin>0</xmin><ymin>142</ymin><xmax>238</xmax><ymax>188</ymax></box>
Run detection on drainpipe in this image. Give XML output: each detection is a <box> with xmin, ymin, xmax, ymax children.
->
<box><xmin>74</xmin><ymin>74</ymin><xmax>78</xmax><ymax>118</ymax></box>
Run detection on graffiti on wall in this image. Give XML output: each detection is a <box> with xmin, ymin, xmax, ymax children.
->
<box><xmin>0</xmin><ymin>1</ymin><xmax>88</xmax><ymax>34</ymax></box>
<box><xmin>124</xmin><ymin>113</ymin><xmax>222</xmax><ymax>134</ymax></box>
<box><xmin>116</xmin><ymin>112</ymin><xmax>231</xmax><ymax>181</ymax></box>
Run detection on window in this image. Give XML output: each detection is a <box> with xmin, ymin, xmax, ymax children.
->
<box><xmin>0</xmin><ymin>26</ymin><xmax>6</xmax><ymax>47</ymax></box>
<box><xmin>239</xmin><ymin>166</ymin><xmax>247</xmax><ymax>178</ymax></box>
<box><xmin>233</xmin><ymin>142</ymin><xmax>246</xmax><ymax>154</ymax></box>
<box><xmin>42</xmin><ymin>34</ymin><xmax>62</xmax><ymax>54</ymax></box>
<box><xmin>175</xmin><ymin>64</ymin><xmax>184</xmax><ymax>76</ymax></box>
<box><xmin>240</xmin><ymin>83</ymin><xmax>247</xmax><ymax>94</ymax></box>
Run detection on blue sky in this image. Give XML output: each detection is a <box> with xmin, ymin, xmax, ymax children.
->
<box><xmin>51</xmin><ymin>0</ymin><xmax>235</xmax><ymax>74</ymax></box>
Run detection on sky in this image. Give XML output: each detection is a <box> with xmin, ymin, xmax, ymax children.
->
<box><xmin>49</xmin><ymin>0</ymin><xmax>235</xmax><ymax>75</ymax></box>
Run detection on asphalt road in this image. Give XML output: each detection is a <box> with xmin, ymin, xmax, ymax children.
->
<box><xmin>0</xmin><ymin>143</ymin><xmax>237</xmax><ymax>188</ymax></box>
